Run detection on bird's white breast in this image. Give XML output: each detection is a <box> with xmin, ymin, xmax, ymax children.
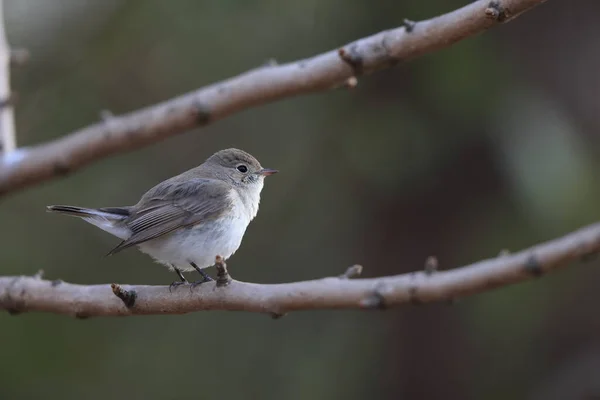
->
<box><xmin>136</xmin><ymin>186</ymin><xmax>260</xmax><ymax>271</ymax></box>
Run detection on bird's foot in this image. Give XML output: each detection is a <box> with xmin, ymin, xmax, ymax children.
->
<box><xmin>189</xmin><ymin>275</ymin><xmax>214</xmax><ymax>291</ymax></box>
<box><xmin>169</xmin><ymin>280</ymin><xmax>187</xmax><ymax>293</ymax></box>
<box><xmin>187</xmin><ymin>263</ymin><xmax>214</xmax><ymax>291</ymax></box>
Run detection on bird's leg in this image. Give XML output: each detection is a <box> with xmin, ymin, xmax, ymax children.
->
<box><xmin>169</xmin><ymin>266</ymin><xmax>188</xmax><ymax>292</ymax></box>
<box><xmin>189</xmin><ymin>262</ymin><xmax>214</xmax><ymax>290</ymax></box>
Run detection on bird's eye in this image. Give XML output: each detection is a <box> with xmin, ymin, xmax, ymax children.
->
<box><xmin>236</xmin><ymin>165</ymin><xmax>248</xmax><ymax>173</ymax></box>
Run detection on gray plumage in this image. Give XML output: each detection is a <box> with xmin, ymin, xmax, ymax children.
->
<box><xmin>47</xmin><ymin>148</ymin><xmax>277</xmax><ymax>283</ymax></box>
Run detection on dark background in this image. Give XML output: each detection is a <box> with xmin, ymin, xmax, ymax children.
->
<box><xmin>2</xmin><ymin>1</ymin><xmax>600</xmax><ymax>399</ymax></box>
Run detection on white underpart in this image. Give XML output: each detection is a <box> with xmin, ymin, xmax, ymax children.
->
<box><xmin>137</xmin><ymin>181</ymin><xmax>263</xmax><ymax>271</ymax></box>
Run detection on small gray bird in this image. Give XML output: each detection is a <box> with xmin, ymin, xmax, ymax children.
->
<box><xmin>47</xmin><ymin>148</ymin><xmax>277</xmax><ymax>287</ymax></box>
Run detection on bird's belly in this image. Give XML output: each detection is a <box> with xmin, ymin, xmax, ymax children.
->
<box><xmin>137</xmin><ymin>216</ymin><xmax>250</xmax><ymax>271</ymax></box>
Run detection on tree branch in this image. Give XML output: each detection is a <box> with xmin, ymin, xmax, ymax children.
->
<box><xmin>1</xmin><ymin>220</ymin><xmax>597</xmax><ymax>318</ymax></box>
<box><xmin>0</xmin><ymin>0</ymin><xmax>16</xmax><ymax>155</ymax></box>
<box><xmin>0</xmin><ymin>0</ymin><xmax>547</xmax><ymax>196</ymax></box>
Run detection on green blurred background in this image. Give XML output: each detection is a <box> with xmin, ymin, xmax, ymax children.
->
<box><xmin>2</xmin><ymin>0</ymin><xmax>600</xmax><ymax>399</ymax></box>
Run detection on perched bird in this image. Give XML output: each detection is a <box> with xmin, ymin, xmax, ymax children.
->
<box><xmin>47</xmin><ymin>148</ymin><xmax>277</xmax><ymax>287</ymax></box>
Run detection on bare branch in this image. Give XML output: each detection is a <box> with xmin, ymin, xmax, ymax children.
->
<box><xmin>0</xmin><ymin>0</ymin><xmax>547</xmax><ymax>196</ymax></box>
<box><xmin>110</xmin><ymin>283</ymin><xmax>137</xmax><ymax>308</ymax></box>
<box><xmin>214</xmin><ymin>255</ymin><xmax>232</xmax><ymax>287</ymax></box>
<box><xmin>0</xmin><ymin>0</ymin><xmax>16</xmax><ymax>154</ymax></box>
<box><xmin>339</xmin><ymin>265</ymin><xmax>363</xmax><ymax>279</ymax></box>
<box><xmin>424</xmin><ymin>256</ymin><xmax>439</xmax><ymax>275</ymax></box>
<box><xmin>1</xmin><ymin>220</ymin><xmax>597</xmax><ymax>318</ymax></box>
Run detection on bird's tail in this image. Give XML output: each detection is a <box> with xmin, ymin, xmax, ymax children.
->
<box><xmin>46</xmin><ymin>205</ymin><xmax>130</xmax><ymax>220</ymax></box>
<box><xmin>46</xmin><ymin>205</ymin><xmax>131</xmax><ymax>239</ymax></box>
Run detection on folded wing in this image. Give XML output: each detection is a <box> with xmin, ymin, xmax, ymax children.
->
<box><xmin>107</xmin><ymin>178</ymin><xmax>232</xmax><ymax>255</ymax></box>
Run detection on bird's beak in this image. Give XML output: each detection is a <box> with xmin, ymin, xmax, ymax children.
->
<box><xmin>257</xmin><ymin>168</ymin><xmax>278</xmax><ymax>176</ymax></box>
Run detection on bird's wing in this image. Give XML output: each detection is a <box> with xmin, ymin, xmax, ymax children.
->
<box><xmin>107</xmin><ymin>178</ymin><xmax>233</xmax><ymax>255</ymax></box>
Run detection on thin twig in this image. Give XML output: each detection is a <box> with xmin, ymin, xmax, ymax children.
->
<box><xmin>339</xmin><ymin>265</ymin><xmax>363</xmax><ymax>279</ymax></box>
<box><xmin>1</xmin><ymin>220</ymin><xmax>598</xmax><ymax>318</ymax></box>
<box><xmin>0</xmin><ymin>0</ymin><xmax>16</xmax><ymax>154</ymax></box>
<box><xmin>110</xmin><ymin>283</ymin><xmax>137</xmax><ymax>308</ymax></box>
<box><xmin>0</xmin><ymin>0</ymin><xmax>547</xmax><ymax>196</ymax></box>
<box><xmin>214</xmin><ymin>255</ymin><xmax>232</xmax><ymax>287</ymax></box>
<box><xmin>424</xmin><ymin>256</ymin><xmax>439</xmax><ymax>275</ymax></box>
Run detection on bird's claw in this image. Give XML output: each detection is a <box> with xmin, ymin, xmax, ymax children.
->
<box><xmin>189</xmin><ymin>276</ymin><xmax>214</xmax><ymax>292</ymax></box>
<box><xmin>169</xmin><ymin>281</ymin><xmax>187</xmax><ymax>293</ymax></box>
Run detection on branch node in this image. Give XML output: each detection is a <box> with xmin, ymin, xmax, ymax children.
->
<box><xmin>340</xmin><ymin>264</ymin><xmax>363</xmax><ymax>279</ymax></box>
<box><xmin>380</xmin><ymin>33</ymin><xmax>402</xmax><ymax>67</ymax></box>
<box><xmin>52</xmin><ymin>161</ymin><xmax>71</xmax><ymax>177</ymax></box>
<box><xmin>33</xmin><ymin>269</ymin><xmax>44</xmax><ymax>280</ymax></box>
<box><xmin>215</xmin><ymin>256</ymin><xmax>232</xmax><ymax>287</ymax></box>
<box><xmin>360</xmin><ymin>291</ymin><xmax>386</xmax><ymax>310</ymax></box>
<box><xmin>194</xmin><ymin>101</ymin><xmax>211</xmax><ymax>126</ymax></box>
<box><xmin>51</xmin><ymin>279</ymin><xmax>63</xmax><ymax>287</ymax></box>
<box><xmin>338</xmin><ymin>45</ymin><xmax>364</xmax><ymax>75</ymax></box>
<box><xmin>111</xmin><ymin>283</ymin><xmax>137</xmax><ymax>308</ymax></box>
<box><xmin>10</xmin><ymin>48</ymin><xmax>30</xmax><ymax>66</ymax></box>
<box><xmin>424</xmin><ymin>256</ymin><xmax>438</xmax><ymax>275</ymax></box>
<box><xmin>263</xmin><ymin>58</ymin><xmax>278</xmax><ymax>67</ymax></box>
<box><xmin>99</xmin><ymin>110</ymin><xmax>115</xmax><ymax>122</ymax></box>
<box><xmin>524</xmin><ymin>254</ymin><xmax>543</xmax><ymax>277</ymax></box>
<box><xmin>402</xmin><ymin>18</ymin><xmax>416</xmax><ymax>32</ymax></box>
<box><xmin>360</xmin><ymin>284</ymin><xmax>387</xmax><ymax>309</ymax></box>
<box><xmin>498</xmin><ymin>249</ymin><xmax>510</xmax><ymax>257</ymax></box>
<box><xmin>344</xmin><ymin>76</ymin><xmax>358</xmax><ymax>89</ymax></box>
<box><xmin>485</xmin><ymin>1</ymin><xmax>509</xmax><ymax>22</ymax></box>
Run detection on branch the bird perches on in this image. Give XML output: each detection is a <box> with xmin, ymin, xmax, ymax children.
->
<box><xmin>1</xmin><ymin>221</ymin><xmax>598</xmax><ymax>318</ymax></box>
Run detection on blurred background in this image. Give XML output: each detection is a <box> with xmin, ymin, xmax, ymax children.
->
<box><xmin>1</xmin><ymin>0</ymin><xmax>599</xmax><ymax>399</ymax></box>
